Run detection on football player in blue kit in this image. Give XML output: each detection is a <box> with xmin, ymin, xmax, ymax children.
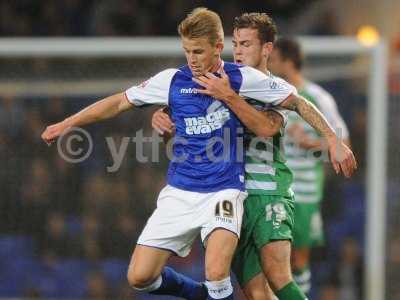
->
<box><xmin>42</xmin><ymin>8</ymin><xmax>356</xmax><ymax>300</ymax></box>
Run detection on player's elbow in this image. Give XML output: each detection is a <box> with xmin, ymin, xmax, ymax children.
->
<box><xmin>117</xmin><ymin>92</ymin><xmax>134</xmax><ymax>113</ymax></box>
<box><xmin>255</xmin><ymin>110</ymin><xmax>284</xmax><ymax>138</ymax></box>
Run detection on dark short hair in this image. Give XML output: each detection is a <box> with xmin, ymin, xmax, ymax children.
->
<box><xmin>274</xmin><ymin>38</ymin><xmax>303</xmax><ymax>70</ymax></box>
<box><xmin>233</xmin><ymin>13</ymin><xmax>277</xmax><ymax>44</ymax></box>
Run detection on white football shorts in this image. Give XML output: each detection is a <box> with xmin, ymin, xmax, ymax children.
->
<box><xmin>137</xmin><ymin>185</ymin><xmax>247</xmax><ymax>257</ymax></box>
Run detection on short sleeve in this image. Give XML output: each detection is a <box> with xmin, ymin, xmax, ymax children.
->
<box><xmin>125</xmin><ymin>68</ymin><xmax>178</xmax><ymax>106</ymax></box>
<box><xmin>238</xmin><ymin>66</ymin><xmax>297</xmax><ymax>106</ymax></box>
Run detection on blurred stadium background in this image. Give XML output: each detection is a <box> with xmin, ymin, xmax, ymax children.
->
<box><xmin>0</xmin><ymin>0</ymin><xmax>399</xmax><ymax>299</ymax></box>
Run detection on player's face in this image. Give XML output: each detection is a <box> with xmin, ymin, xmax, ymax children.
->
<box><xmin>269</xmin><ymin>48</ymin><xmax>287</xmax><ymax>78</ymax></box>
<box><xmin>232</xmin><ymin>28</ymin><xmax>267</xmax><ymax>70</ymax></box>
<box><xmin>182</xmin><ymin>37</ymin><xmax>223</xmax><ymax>78</ymax></box>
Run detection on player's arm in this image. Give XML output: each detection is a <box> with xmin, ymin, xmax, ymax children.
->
<box><xmin>193</xmin><ymin>72</ymin><xmax>282</xmax><ymax>138</ymax></box>
<box><xmin>42</xmin><ymin>93</ymin><xmax>133</xmax><ymax>145</ymax></box>
<box><xmin>194</xmin><ymin>69</ymin><xmax>357</xmax><ymax>177</ymax></box>
<box><xmin>193</xmin><ymin>70</ymin><xmax>332</xmax><ymax>140</ymax></box>
<box><xmin>205</xmin><ymin>90</ymin><xmax>282</xmax><ymax>137</ymax></box>
<box><xmin>280</xmin><ymin>94</ymin><xmax>335</xmax><ymax>141</ymax></box>
<box><xmin>296</xmin><ymin>88</ymin><xmax>352</xmax><ymax>150</ymax></box>
<box><xmin>287</xmin><ymin>122</ymin><xmax>351</xmax><ymax>150</ymax></box>
<box><xmin>42</xmin><ymin>68</ymin><xmax>176</xmax><ymax>146</ymax></box>
<box><xmin>279</xmin><ymin>94</ymin><xmax>357</xmax><ymax>176</ymax></box>
<box><xmin>152</xmin><ymin>107</ymin><xmax>175</xmax><ymax>143</ymax></box>
<box><xmin>261</xmin><ymin>110</ymin><xmax>283</xmax><ymax>135</ymax></box>
<box><xmin>281</xmin><ymin>95</ymin><xmax>351</xmax><ymax>146</ymax></box>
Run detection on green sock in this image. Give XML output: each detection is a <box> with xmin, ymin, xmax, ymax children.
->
<box><xmin>275</xmin><ymin>281</ymin><xmax>308</xmax><ymax>300</ymax></box>
<box><xmin>293</xmin><ymin>266</ymin><xmax>311</xmax><ymax>294</ymax></box>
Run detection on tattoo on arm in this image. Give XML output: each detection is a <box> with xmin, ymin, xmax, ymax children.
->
<box><xmin>282</xmin><ymin>95</ymin><xmax>335</xmax><ymax>139</ymax></box>
<box><xmin>283</xmin><ymin>99</ymin><xmax>299</xmax><ymax>112</ymax></box>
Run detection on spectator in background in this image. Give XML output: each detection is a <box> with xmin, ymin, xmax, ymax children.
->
<box><xmin>50</xmin><ymin>155</ymin><xmax>82</xmax><ymax>214</ymax></box>
<box><xmin>72</xmin><ymin>213</ymin><xmax>103</xmax><ymax>261</ymax></box>
<box><xmin>101</xmin><ymin>212</ymin><xmax>139</xmax><ymax>259</ymax></box>
<box><xmin>20</xmin><ymin>158</ymin><xmax>52</xmax><ymax>240</ymax></box>
<box><xmin>85</xmin><ymin>271</ymin><xmax>111</xmax><ymax>299</ymax></box>
<box><xmin>0</xmin><ymin>1</ymin><xmax>330</xmax><ymax>37</ymax></box>
<box><xmin>91</xmin><ymin>0</ymin><xmax>145</xmax><ymax>35</ymax></box>
<box><xmin>40</xmin><ymin>211</ymin><xmax>71</xmax><ymax>258</ymax></box>
<box><xmin>20</xmin><ymin>110</ymin><xmax>47</xmax><ymax>154</ymax></box>
<box><xmin>0</xmin><ymin>95</ymin><xmax>25</xmax><ymax>137</ymax></box>
<box><xmin>0</xmin><ymin>93</ymin><xmax>199</xmax><ymax>298</ymax></box>
<box><xmin>81</xmin><ymin>174</ymin><xmax>111</xmax><ymax>216</ymax></box>
<box><xmin>44</xmin><ymin>97</ymin><xmax>67</xmax><ymax>124</ymax></box>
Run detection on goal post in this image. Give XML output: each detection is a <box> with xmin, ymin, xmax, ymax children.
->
<box><xmin>300</xmin><ymin>37</ymin><xmax>389</xmax><ymax>300</ymax></box>
<box><xmin>0</xmin><ymin>36</ymin><xmax>388</xmax><ymax>300</ymax></box>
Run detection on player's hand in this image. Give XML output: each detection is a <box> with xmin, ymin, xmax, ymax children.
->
<box><xmin>152</xmin><ymin>108</ymin><xmax>175</xmax><ymax>135</ymax></box>
<box><xmin>327</xmin><ymin>138</ymin><xmax>357</xmax><ymax>178</ymax></box>
<box><xmin>192</xmin><ymin>67</ymin><xmax>235</xmax><ymax>101</ymax></box>
<box><xmin>41</xmin><ymin>121</ymin><xmax>70</xmax><ymax>146</ymax></box>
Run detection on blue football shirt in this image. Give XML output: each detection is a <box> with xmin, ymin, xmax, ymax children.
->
<box><xmin>125</xmin><ymin>61</ymin><xmax>296</xmax><ymax>193</ymax></box>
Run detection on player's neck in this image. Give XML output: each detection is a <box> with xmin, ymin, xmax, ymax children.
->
<box><xmin>287</xmin><ymin>72</ymin><xmax>305</xmax><ymax>89</ymax></box>
<box><xmin>209</xmin><ymin>58</ymin><xmax>223</xmax><ymax>73</ymax></box>
<box><xmin>259</xmin><ymin>67</ymin><xmax>269</xmax><ymax>75</ymax></box>
<box><xmin>256</xmin><ymin>62</ymin><xmax>268</xmax><ymax>75</ymax></box>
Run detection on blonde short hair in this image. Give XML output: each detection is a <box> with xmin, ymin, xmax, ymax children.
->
<box><xmin>178</xmin><ymin>7</ymin><xmax>224</xmax><ymax>45</ymax></box>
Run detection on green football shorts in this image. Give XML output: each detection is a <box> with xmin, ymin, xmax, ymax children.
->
<box><xmin>292</xmin><ymin>202</ymin><xmax>324</xmax><ymax>248</ymax></box>
<box><xmin>232</xmin><ymin>194</ymin><xmax>295</xmax><ymax>287</ymax></box>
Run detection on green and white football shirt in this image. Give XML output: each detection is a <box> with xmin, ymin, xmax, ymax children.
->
<box><xmin>244</xmin><ymin>72</ymin><xmax>295</xmax><ymax>197</ymax></box>
<box><xmin>284</xmin><ymin>81</ymin><xmax>349</xmax><ymax>203</ymax></box>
